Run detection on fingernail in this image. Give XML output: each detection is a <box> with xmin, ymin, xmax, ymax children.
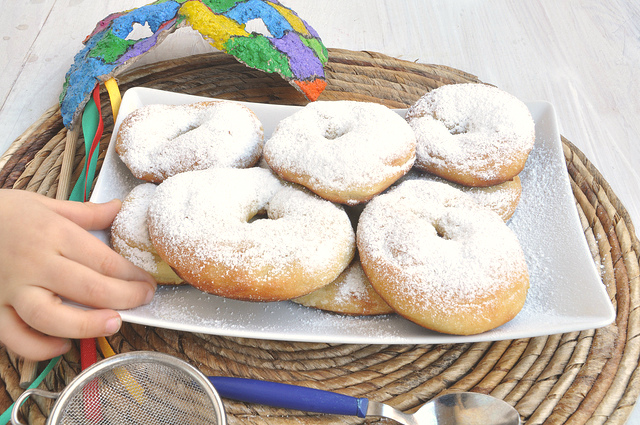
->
<box><xmin>144</xmin><ymin>288</ymin><xmax>155</xmax><ymax>304</ymax></box>
<box><xmin>61</xmin><ymin>339</ymin><xmax>73</xmax><ymax>353</ymax></box>
<box><xmin>105</xmin><ymin>316</ymin><xmax>122</xmax><ymax>334</ymax></box>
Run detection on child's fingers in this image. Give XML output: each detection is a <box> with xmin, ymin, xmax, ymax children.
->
<box><xmin>45</xmin><ymin>256</ymin><xmax>155</xmax><ymax>310</ymax></box>
<box><xmin>59</xmin><ymin>230</ymin><xmax>156</xmax><ymax>287</ymax></box>
<box><xmin>21</xmin><ymin>190</ymin><xmax>121</xmax><ymax>231</ymax></box>
<box><xmin>0</xmin><ymin>306</ymin><xmax>72</xmax><ymax>361</ymax></box>
<box><xmin>23</xmin><ymin>192</ymin><xmax>154</xmax><ymax>287</ymax></box>
<box><xmin>40</xmin><ymin>196</ymin><xmax>123</xmax><ymax>231</ymax></box>
<box><xmin>11</xmin><ymin>286</ymin><xmax>123</xmax><ymax>340</ymax></box>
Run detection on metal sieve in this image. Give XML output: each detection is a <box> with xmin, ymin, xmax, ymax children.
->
<box><xmin>11</xmin><ymin>351</ymin><xmax>226</xmax><ymax>425</ymax></box>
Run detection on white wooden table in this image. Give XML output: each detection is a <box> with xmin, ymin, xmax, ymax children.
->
<box><xmin>1</xmin><ymin>1</ymin><xmax>639</xmax><ymax>423</ymax></box>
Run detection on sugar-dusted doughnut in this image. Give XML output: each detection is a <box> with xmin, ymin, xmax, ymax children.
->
<box><xmin>147</xmin><ymin>167</ymin><xmax>356</xmax><ymax>301</ymax></box>
<box><xmin>453</xmin><ymin>175</ymin><xmax>522</xmax><ymax>221</ymax></box>
<box><xmin>357</xmin><ymin>179</ymin><xmax>529</xmax><ymax>335</ymax></box>
<box><xmin>456</xmin><ymin>176</ymin><xmax>521</xmax><ymax>221</ymax></box>
<box><xmin>111</xmin><ymin>183</ymin><xmax>183</xmax><ymax>285</ymax></box>
<box><xmin>292</xmin><ymin>256</ymin><xmax>394</xmax><ymax>316</ymax></box>
<box><xmin>115</xmin><ymin>101</ymin><xmax>263</xmax><ymax>183</ymax></box>
<box><xmin>402</xmin><ymin>170</ymin><xmax>522</xmax><ymax>221</ymax></box>
<box><xmin>264</xmin><ymin>101</ymin><xmax>416</xmax><ymax>205</ymax></box>
<box><xmin>406</xmin><ymin>83</ymin><xmax>535</xmax><ymax>187</ymax></box>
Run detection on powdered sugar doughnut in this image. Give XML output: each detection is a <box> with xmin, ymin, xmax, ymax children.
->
<box><xmin>292</xmin><ymin>257</ymin><xmax>394</xmax><ymax>316</ymax></box>
<box><xmin>111</xmin><ymin>183</ymin><xmax>183</xmax><ymax>285</ymax></box>
<box><xmin>406</xmin><ymin>83</ymin><xmax>535</xmax><ymax>187</ymax></box>
<box><xmin>357</xmin><ymin>179</ymin><xmax>529</xmax><ymax>335</ymax></box>
<box><xmin>147</xmin><ymin>167</ymin><xmax>356</xmax><ymax>301</ymax></box>
<box><xmin>456</xmin><ymin>176</ymin><xmax>521</xmax><ymax>221</ymax></box>
<box><xmin>402</xmin><ymin>170</ymin><xmax>522</xmax><ymax>221</ymax></box>
<box><xmin>116</xmin><ymin>101</ymin><xmax>263</xmax><ymax>183</ymax></box>
<box><xmin>264</xmin><ymin>101</ymin><xmax>416</xmax><ymax>205</ymax></box>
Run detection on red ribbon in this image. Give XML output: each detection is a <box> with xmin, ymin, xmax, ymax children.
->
<box><xmin>79</xmin><ymin>85</ymin><xmax>102</xmax><ymax>370</ymax></box>
<box><xmin>83</xmin><ymin>85</ymin><xmax>104</xmax><ymax>202</ymax></box>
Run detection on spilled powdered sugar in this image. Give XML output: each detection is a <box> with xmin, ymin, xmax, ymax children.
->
<box><xmin>507</xmin><ymin>141</ymin><xmax>569</xmax><ymax>318</ymax></box>
<box><xmin>131</xmin><ymin>284</ymin><xmax>400</xmax><ymax>341</ymax></box>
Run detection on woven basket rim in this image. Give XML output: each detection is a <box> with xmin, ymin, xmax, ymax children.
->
<box><xmin>1</xmin><ymin>49</ymin><xmax>639</xmax><ymax>425</ymax></box>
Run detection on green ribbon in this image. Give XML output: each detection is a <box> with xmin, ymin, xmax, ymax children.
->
<box><xmin>0</xmin><ymin>356</ymin><xmax>61</xmax><ymax>425</ymax></box>
<box><xmin>69</xmin><ymin>94</ymin><xmax>101</xmax><ymax>202</ymax></box>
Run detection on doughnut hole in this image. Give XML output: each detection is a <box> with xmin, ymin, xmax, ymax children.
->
<box><xmin>323</xmin><ymin>122</ymin><xmax>351</xmax><ymax>140</ymax></box>
<box><xmin>432</xmin><ymin>221</ymin><xmax>451</xmax><ymax>240</ymax></box>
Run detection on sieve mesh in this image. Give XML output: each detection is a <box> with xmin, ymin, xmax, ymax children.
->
<box><xmin>55</xmin><ymin>360</ymin><xmax>221</xmax><ymax>425</ymax></box>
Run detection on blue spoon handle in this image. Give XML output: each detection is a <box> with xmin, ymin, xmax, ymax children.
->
<box><xmin>208</xmin><ymin>376</ymin><xmax>369</xmax><ymax>418</ymax></box>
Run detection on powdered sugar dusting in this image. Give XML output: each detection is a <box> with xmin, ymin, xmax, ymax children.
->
<box><xmin>98</xmin><ymin>91</ymin><xmax>612</xmax><ymax>343</ymax></box>
<box><xmin>264</xmin><ymin>101</ymin><xmax>416</xmax><ymax>200</ymax></box>
<box><xmin>293</xmin><ymin>257</ymin><xmax>392</xmax><ymax>315</ymax></box>
<box><xmin>332</xmin><ymin>260</ymin><xmax>372</xmax><ymax>303</ymax></box>
<box><xmin>111</xmin><ymin>183</ymin><xmax>158</xmax><ymax>272</ymax></box>
<box><xmin>406</xmin><ymin>84</ymin><xmax>535</xmax><ymax>180</ymax></box>
<box><xmin>400</xmin><ymin>170</ymin><xmax>521</xmax><ymax>221</ymax></box>
<box><xmin>112</xmin><ymin>237</ymin><xmax>157</xmax><ymax>273</ymax></box>
<box><xmin>147</xmin><ymin>167</ymin><xmax>355</xmax><ymax>285</ymax></box>
<box><xmin>461</xmin><ymin>180</ymin><xmax>521</xmax><ymax>219</ymax></box>
<box><xmin>357</xmin><ymin>179</ymin><xmax>528</xmax><ymax>315</ymax></box>
<box><xmin>148</xmin><ymin>167</ymin><xmax>283</xmax><ymax>268</ymax></box>
<box><xmin>116</xmin><ymin>101</ymin><xmax>263</xmax><ymax>181</ymax></box>
<box><xmin>112</xmin><ymin>183</ymin><xmax>156</xmax><ymax>244</ymax></box>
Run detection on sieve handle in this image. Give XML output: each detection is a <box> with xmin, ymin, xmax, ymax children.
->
<box><xmin>208</xmin><ymin>376</ymin><xmax>369</xmax><ymax>418</ymax></box>
<box><xmin>11</xmin><ymin>388</ymin><xmax>60</xmax><ymax>425</ymax></box>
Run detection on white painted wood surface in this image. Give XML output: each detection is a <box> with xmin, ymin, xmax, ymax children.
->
<box><xmin>1</xmin><ymin>1</ymin><xmax>639</xmax><ymax>422</ymax></box>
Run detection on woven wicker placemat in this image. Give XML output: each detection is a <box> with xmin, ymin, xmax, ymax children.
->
<box><xmin>1</xmin><ymin>49</ymin><xmax>639</xmax><ymax>425</ymax></box>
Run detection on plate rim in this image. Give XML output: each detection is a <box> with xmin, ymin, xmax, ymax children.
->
<box><xmin>89</xmin><ymin>87</ymin><xmax>615</xmax><ymax>345</ymax></box>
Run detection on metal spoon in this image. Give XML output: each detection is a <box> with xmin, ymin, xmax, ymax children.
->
<box><xmin>208</xmin><ymin>376</ymin><xmax>521</xmax><ymax>425</ymax></box>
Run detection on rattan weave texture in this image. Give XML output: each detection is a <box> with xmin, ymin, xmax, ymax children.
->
<box><xmin>1</xmin><ymin>49</ymin><xmax>639</xmax><ymax>425</ymax></box>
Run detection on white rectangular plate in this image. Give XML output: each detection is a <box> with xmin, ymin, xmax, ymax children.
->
<box><xmin>90</xmin><ymin>87</ymin><xmax>615</xmax><ymax>344</ymax></box>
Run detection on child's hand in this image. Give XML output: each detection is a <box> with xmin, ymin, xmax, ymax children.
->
<box><xmin>0</xmin><ymin>189</ymin><xmax>157</xmax><ymax>361</ymax></box>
